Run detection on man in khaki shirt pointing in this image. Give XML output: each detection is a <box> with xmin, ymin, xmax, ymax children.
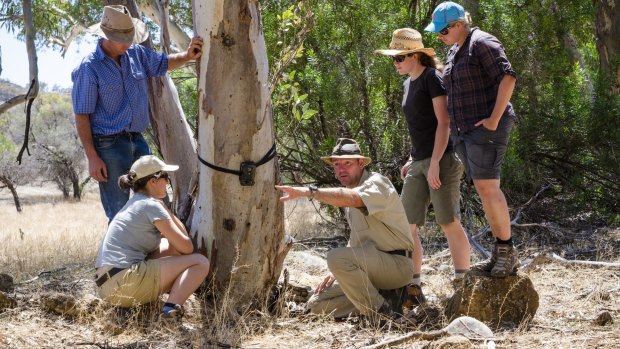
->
<box><xmin>276</xmin><ymin>138</ymin><xmax>414</xmax><ymax>321</ymax></box>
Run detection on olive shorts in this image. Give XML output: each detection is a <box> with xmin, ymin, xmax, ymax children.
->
<box><xmin>98</xmin><ymin>260</ymin><xmax>161</xmax><ymax>307</ymax></box>
<box><xmin>401</xmin><ymin>152</ymin><xmax>464</xmax><ymax>226</ymax></box>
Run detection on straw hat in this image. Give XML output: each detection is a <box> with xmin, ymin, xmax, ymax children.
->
<box><xmin>88</xmin><ymin>5</ymin><xmax>149</xmax><ymax>45</ymax></box>
<box><xmin>131</xmin><ymin>155</ymin><xmax>179</xmax><ymax>181</ymax></box>
<box><xmin>374</xmin><ymin>28</ymin><xmax>435</xmax><ymax>57</ymax></box>
<box><xmin>320</xmin><ymin>138</ymin><xmax>372</xmax><ymax>166</ymax></box>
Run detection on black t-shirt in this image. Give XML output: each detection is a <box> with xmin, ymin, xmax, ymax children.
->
<box><xmin>402</xmin><ymin>67</ymin><xmax>453</xmax><ymax>161</ymax></box>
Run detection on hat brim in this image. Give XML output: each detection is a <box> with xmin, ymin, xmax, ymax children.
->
<box><xmin>88</xmin><ymin>18</ymin><xmax>149</xmax><ymax>45</ymax></box>
<box><xmin>320</xmin><ymin>155</ymin><xmax>372</xmax><ymax>166</ymax></box>
<box><xmin>161</xmin><ymin>164</ymin><xmax>179</xmax><ymax>172</ymax></box>
<box><xmin>424</xmin><ymin>22</ymin><xmax>446</xmax><ymax>33</ymax></box>
<box><xmin>374</xmin><ymin>47</ymin><xmax>436</xmax><ymax>57</ymax></box>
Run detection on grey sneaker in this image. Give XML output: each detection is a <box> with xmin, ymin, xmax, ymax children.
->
<box><xmin>491</xmin><ymin>244</ymin><xmax>520</xmax><ymax>277</ymax></box>
<box><xmin>472</xmin><ymin>243</ymin><xmax>499</xmax><ymax>272</ymax></box>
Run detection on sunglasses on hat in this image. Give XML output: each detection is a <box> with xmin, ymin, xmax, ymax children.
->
<box><xmin>391</xmin><ymin>53</ymin><xmax>414</xmax><ymax>63</ymax></box>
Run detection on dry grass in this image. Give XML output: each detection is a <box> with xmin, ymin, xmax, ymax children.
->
<box><xmin>0</xmin><ymin>185</ymin><xmax>618</xmax><ymax>348</ymax></box>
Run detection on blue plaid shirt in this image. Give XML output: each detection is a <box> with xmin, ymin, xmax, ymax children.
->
<box><xmin>443</xmin><ymin>28</ymin><xmax>517</xmax><ymax>134</ymax></box>
<box><xmin>71</xmin><ymin>39</ymin><xmax>168</xmax><ymax>136</ymax></box>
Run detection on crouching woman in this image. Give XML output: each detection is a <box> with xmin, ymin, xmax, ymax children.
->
<box><xmin>94</xmin><ymin>155</ymin><xmax>209</xmax><ymax>319</ymax></box>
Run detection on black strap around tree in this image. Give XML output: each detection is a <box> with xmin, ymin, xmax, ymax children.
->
<box><xmin>197</xmin><ymin>142</ymin><xmax>277</xmax><ymax>177</ymax></box>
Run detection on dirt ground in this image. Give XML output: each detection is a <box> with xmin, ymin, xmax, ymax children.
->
<box><xmin>0</xmin><ymin>186</ymin><xmax>619</xmax><ymax>348</ymax></box>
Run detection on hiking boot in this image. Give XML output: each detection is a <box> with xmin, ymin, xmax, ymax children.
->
<box><xmin>491</xmin><ymin>244</ymin><xmax>520</xmax><ymax>278</ymax></box>
<box><xmin>451</xmin><ymin>277</ymin><xmax>464</xmax><ymax>291</ymax></box>
<box><xmin>402</xmin><ymin>284</ymin><xmax>426</xmax><ymax>309</ymax></box>
<box><xmin>472</xmin><ymin>243</ymin><xmax>499</xmax><ymax>272</ymax></box>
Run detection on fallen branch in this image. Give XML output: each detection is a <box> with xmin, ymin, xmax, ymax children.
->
<box><xmin>522</xmin><ymin>253</ymin><xmax>620</xmax><ymax>273</ymax></box>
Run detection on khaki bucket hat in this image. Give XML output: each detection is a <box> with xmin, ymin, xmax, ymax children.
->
<box><xmin>88</xmin><ymin>5</ymin><xmax>149</xmax><ymax>45</ymax></box>
<box><xmin>320</xmin><ymin>138</ymin><xmax>372</xmax><ymax>166</ymax></box>
<box><xmin>374</xmin><ymin>28</ymin><xmax>436</xmax><ymax>57</ymax></box>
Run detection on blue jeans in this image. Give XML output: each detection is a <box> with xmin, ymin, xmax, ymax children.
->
<box><xmin>93</xmin><ymin>132</ymin><xmax>150</xmax><ymax>221</ymax></box>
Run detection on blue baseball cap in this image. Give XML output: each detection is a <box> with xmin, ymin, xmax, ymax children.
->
<box><xmin>424</xmin><ymin>2</ymin><xmax>465</xmax><ymax>32</ymax></box>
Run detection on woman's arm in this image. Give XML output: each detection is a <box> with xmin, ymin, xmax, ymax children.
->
<box><xmin>475</xmin><ymin>74</ymin><xmax>516</xmax><ymax>130</ymax></box>
<box><xmin>153</xmin><ymin>202</ymin><xmax>193</xmax><ymax>254</ymax></box>
<box><xmin>428</xmin><ymin>95</ymin><xmax>451</xmax><ymax>189</ymax></box>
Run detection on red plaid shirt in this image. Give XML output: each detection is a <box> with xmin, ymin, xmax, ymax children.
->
<box><xmin>443</xmin><ymin>28</ymin><xmax>517</xmax><ymax>134</ymax></box>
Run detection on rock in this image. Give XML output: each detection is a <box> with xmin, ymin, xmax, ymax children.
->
<box><xmin>0</xmin><ymin>274</ymin><xmax>13</xmax><ymax>292</ymax></box>
<box><xmin>423</xmin><ymin>335</ymin><xmax>474</xmax><ymax>349</ymax></box>
<box><xmin>592</xmin><ymin>311</ymin><xmax>613</xmax><ymax>326</ymax></box>
<box><xmin>0</xmin><ymin>291</ymin><xmax>17</xmax><ymax>311</ymax></box>
<box><xmin>40</xmin><ymin>292</ymin><xmax>81</xmax><ymax>317</ymax></box>
<box><xmin>445</xmin><ymin>270</ymin><xmax>539</xmax><ymax>328</ymax></box>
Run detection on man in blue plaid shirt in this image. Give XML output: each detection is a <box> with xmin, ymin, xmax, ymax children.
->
<box><xmin>71</xmin><ymin>5</ymin><xmax>203</xmax><ymax>221</ymax></box>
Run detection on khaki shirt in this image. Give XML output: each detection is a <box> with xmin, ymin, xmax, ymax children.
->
<box><xmin>346</xmin><ymin>170</ymin><xmax>414</xmax><ymax>252</ymax></box>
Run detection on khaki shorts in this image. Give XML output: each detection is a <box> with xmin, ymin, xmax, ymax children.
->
<box><xmin>401</xmin><ymin>152</ymin><xmax>463</xmax><ymax>225</ymax></box>
<box><xmin>98</xmin><ymin>260</ymin><xmax>161</xmax><ymax>307</ymax></box>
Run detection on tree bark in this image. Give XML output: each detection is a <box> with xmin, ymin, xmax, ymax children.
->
<box><xmin>0</xmin><ymin>0</ymin><xmax>38</xmax><ymax>114</ymax></box>
<box><xmin>106</xmin><ymin>0</ymin><xmax>198</xmax><ymax>222</ymax></box>
<box><xmin>191</xmin><ymin>0</ymin><xmax>287</xmax><ymax>311</ymax></box>
<box><xmin>594</xmin><ymin>0</ymin><xmax>620</xmax><ymax>95</ymax></box>
<box><xmin>0</xmin><ymin>176</ymin><xmax>22</xmax><ymax>212</ymax></box>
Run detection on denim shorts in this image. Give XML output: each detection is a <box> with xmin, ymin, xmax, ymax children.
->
<box><xmin>401</xmin><ymin>152</ymin><xmax>464</xmax><ymax>225</ymax></box>
<box><xmin>452</xmin><ymin>117</ymin><xmax>515</xmax><ymax>180</ymax></box>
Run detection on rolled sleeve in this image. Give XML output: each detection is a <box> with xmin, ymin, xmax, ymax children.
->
<box><xmin>475</xmin><ymin>37</ymin><xmax>517</xmax><ymax>84</ymax></box>
<box><xmin>355</xmin><ymin>174</ymin><xmax>394</xmax><ymax>216</ymax></box>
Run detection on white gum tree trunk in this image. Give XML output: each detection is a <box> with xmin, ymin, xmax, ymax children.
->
<box><xmin>191</xmin><ymin>0</ymin><xmax>288</xmax><ymax>309</ymax></box>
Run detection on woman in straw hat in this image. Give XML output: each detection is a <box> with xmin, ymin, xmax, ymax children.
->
<box><xmin>375</xmin><ymin>28</ymin><xmax>470</xmax><ymax>301</ymax></box>
<box><xmin>95</xmin><ymin>155</ymin><xmax>209</xmax><ymax>322</ymax></box>
<box><xmin>425</xmin><ymin>2</ymin><xmax>519</xmax><ymax>278</ymax></box>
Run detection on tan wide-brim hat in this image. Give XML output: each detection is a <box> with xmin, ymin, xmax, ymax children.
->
<box><xmin>131</xmin><ymin>155</ymin><xmax>179</xmax><ymax>181</ymax></box>
<box><xmin>88</xmin><ymin>5</ymin><xmax>149</xmax><ymax>45</ymax></box>
<box><xmin>374</xmin><ymin>28</ymin><xmax>436</xmax><ymax>57</ymax></box>
<box><xmin>320</xmin><ymin>138</ymin><xmax>372</xmax><ymax>166</ymax></box>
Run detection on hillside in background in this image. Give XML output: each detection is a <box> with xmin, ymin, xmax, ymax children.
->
<box><xmin>0</xmin><ymin>79</ymin><xmax>26</xmax><ymax>102</ymax></box>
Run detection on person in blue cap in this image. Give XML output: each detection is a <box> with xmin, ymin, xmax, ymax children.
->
<box><xmin>425</xmin><ymin>2</ymin><xmax>519</xmax><ymax>278</ymax></box>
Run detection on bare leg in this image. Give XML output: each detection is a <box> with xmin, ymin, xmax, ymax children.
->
<box><xmin>473</xmin><ymin>179</ymin><xmax>511</xmax><ymax>240</ymax></box>
<box><xmin>158</xmin><ymin>254</ymin><xmax>210</xmax><ymax>305</ymax></box>
<box><xmin>409</xmin><ymin>224</ymin><xmax>423</xmax><ymax>276</ymax></box>
<box><xmin>439</xmin><ymin>218</ymin><xmax>470</xmax><ymax>271</ymax></box>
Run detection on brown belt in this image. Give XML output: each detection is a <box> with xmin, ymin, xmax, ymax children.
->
<box><xmin>95</xmin><ymin>267</ymin><xmax>125</xmax><ymax>287</ymax></box>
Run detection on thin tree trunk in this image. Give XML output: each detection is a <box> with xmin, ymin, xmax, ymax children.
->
<box><xmin>0</xmin><ymin>0</ymin><xmax>38</xmax><ymax>114</ymax></box>
<box><xmin>594</xmin><ymin>0</ymin><xmax>620</xmax><ymax>95</ymax></box>
<box><xmin>0</xmin><ymin>177</ymin><xmax>22</xmax><ymax>212</ymax></box>
<box><xmin>191</xmin><ymin>0</ymin><xmax>287</xmax><ymax>311</ymax></box>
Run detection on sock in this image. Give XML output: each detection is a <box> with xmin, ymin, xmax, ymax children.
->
<box><xmin>162</xmin><ymin>302</ymin><xmax>178</xmax><ymax>313</ymax></box>
<box><xmin>454</xmin><ymin>269</ymin><xmax>468</xmax><ymax>280</ymax></box>
<box><xmin>411</xmin><ymin>274</ymin><xmax>421</xmax><ymax>286</ymax></box>
<box><xmin>496</xmin><ymin>237</ymin><xmax>513</xmax><ymax>246</ymax></box>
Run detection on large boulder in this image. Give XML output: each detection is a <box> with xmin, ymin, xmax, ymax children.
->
<box><xmin>445</xmin><ymin>270</ymin><xmax>539</xmax><ymax>328</ymax></box>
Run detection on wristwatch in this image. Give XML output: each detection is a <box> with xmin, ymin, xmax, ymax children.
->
<box><xmin>308</xmin><ymin>184</ymin><xmax>319</xmax><ymax>201</ymax></box>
